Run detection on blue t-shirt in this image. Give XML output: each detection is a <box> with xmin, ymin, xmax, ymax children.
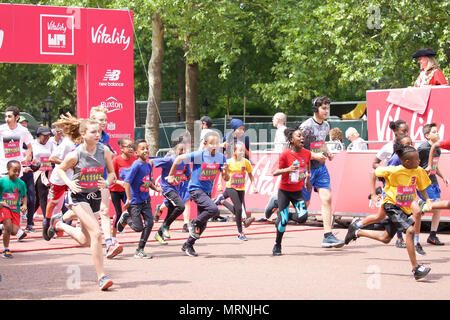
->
<box><xmin>386</xmin><ymin>153</ymin><xmax>402</xmax><ymax>167</ymax></box>
<box><xmin>186</xmin><ymin>150</ymin><xmax>226</xmax><ymax>193</ymax></box>
<box><xmin>120</xmin><ymin>160</ymin><xmax>153</xmax><ymax>204</ymax></box>
<box><xmin>152</xmin><ymin>156</ymin><xmax>191</xmax><ymax>195</ymax></box>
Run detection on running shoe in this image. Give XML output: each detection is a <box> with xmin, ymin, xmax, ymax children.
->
<box><xmin>243</xmin><ymin>216</ymin><xmax>255</xmax><ymax>228</ymax></box>
<box><xmin>134</xmin><ymin>248</ymin><xmax>152</xmax><ymax>259</ymax></box>
<box><xmin>154</xmin><ymin>204</ymin><xmax>162</xmax><ymax>222</ymax></box>
<box><xmin>187</xmin><ymin>220</ymin><xmax>201</xmax><ymax>239</ymax></box>
<box><xmin>25</xmin><ymin>225</ymin><xmax>36</xmax><ymax>232</ymax></box>
<box><xmin>413</xmin><ymin>265</ymin><xmax>431</xmax><ymax>281</ymax></box>
<box><xmin>272</xmin><ymin>244</ymin><xmax>282</xmax><ymax>256</ymax></box>
<box><xmin>42</xmin><ymin>219</ymin><xmax>51</xmax><ymax>241</ymax></box>
<box><xmin>417</xmin><ymin>199</ymin><xmax>430</xmax><ymax>213</ymax></box>
<box><xmin>117</xmin><ymin>211</ymin><xmax>130</xmax><ymax>233</ymax></box>
<box><xmin>427</xmin><ymin>235</ymin><xmax>444</xmax><ymax>246</ymax></box>
<box><xmin>395</xmin><ymin>238</ymin><xmax>406</xmax><ymax>248</ymax></box>
<box><xmin>182</xmin><ymin>223</ymin><xmax>189</xmax><ymax>233</ymax></box>
<box><xmin>106</xmin><ymin>241</ymin><xmax>123</xmax><ymax>259</ymax></box>
<box><xmin>181</xmin><ymin>243</ymin><xmax>198</xmax><ymax>257</ymax></box>
<box><xmin>237</xmin><ymin>233</ymin><xmax>248</xmax><ymax>241</ymax></box>
<box><xmin>16</xmin><ymin>229</ymin><xmax>27</xmax><ymax>241</ymax></box>
<box><xmin>264</xmin><ymin>196</ymin><xmax>278</xmax><ymax>219</ymax></box>
<box><xmin>415</xmin><ymin>243</ymin><xmax>426</xmax><ymax>256</ymax></box>
<box><xmin>213</xmin><ymin>194</ymin><xmax>225</xmax><ymax>206</ymax></box>
<box><xmin>321</xmin><ymin>233</ymin><xmax>345</xmax><ymax>248</ymax></box>
<box><xmin>2</xmin><ymin>249</ymin><xmax>12</xmax><ymax>259</ymax></box>
<box><xmin>344</xmin><ymin>218</ymin><xmax>360</xmax><ymax>245</ymax></box>
<box><xmin>161</xmin><ymin>226</ymin><xmax>171</xmax><ymax>239</ymax></box>
<box><xmin>47</xmin><ymin>213</ymin><xmax>63</xmax><ymax>240</ymax></box>
<box><xmin>155</xmin><ymin>232</ymin><xmax>168</xmax><ymax>245</ymax></box>
<box><xmin>98</xmin><ymin>275</ymin><xmax>114</xmax><ymax>291</ymax></box>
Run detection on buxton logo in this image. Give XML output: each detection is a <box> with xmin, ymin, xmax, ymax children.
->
<box><xmin>99</xmin><ymin>97</ymin><xmax>123</xmax><ymax>113</ymax></box>
<box><xmin>91</xmin><ymin>24</ymin><xmax>130</xmax><ymax>51</ymax></box>
<box><xmin>0</xmin><ymin>30</ymin><xmax>3</xmax><ymax>49</ymax></box>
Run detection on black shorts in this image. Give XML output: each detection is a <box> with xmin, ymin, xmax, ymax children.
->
<box><xmin>381</xmin><ymin>203</ymin><xmax>414</xmax><ymax>238</ymax></box>
<box><xmin>67</xmin><ymin>190</ymin><xmax>102</xmax><ymax>214</ymax></box>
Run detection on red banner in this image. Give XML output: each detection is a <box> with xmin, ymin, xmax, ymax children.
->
<box><xmin>0</xmin><ymin>4</ymin><xmax>135</xmax><ymax>153</ymax></box>
<box><xmin>366</xmin><ymin>87</ymin><xmax>450</xmax><ymax>143</ymax></box>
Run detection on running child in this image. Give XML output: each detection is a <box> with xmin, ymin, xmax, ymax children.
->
<box><xmin>345</xmin><ymin>145</ymin><xmax>432</xmax><ymax>280</ymax></box>
<box><xmin>90</xmin><ymin>107</ymin><xmax>122</xmax><ymax>259</ymax></box>
<box><xmin>49</xmin><ymin>118</ymin><xmax>116</xmax><ymax>290</ymax></box>
<box><xmin>167</xmin><ymin>131</ymin><xmax>229</xmax><ymax>257</ymax></box>
<box><xmin>347</xmin><ymin>135</ymin><xmax>427</xmax><ymax>255</ymax></box>
<box><xmin>217</xmin><ymin>141</ymin><xmax>258</xmax><ymax>241</ymax></box>
<box><xmin>110</xmin><ymin>138</ymin><xmax>137</xmax><ymax>240</ymax></box>
<box><xmin>0</xmin><ymin>160</ymin><xmax>27</xmax><ymax>258</ymax></box>
<box><xmin>151</xmin><ymin>139</ymin><xmax>191</xmax><ymax>245</ymax></box>
<box><xmin>117</xmin><ymin>139</ymin><xmax>162</xmax><ymax>259</ymax></box>
<box><xmin>272</xmin><ymin>128</ymin><xmax>311</xmax><ymax>255</ymax></box>
<box><xmin>299</xmin><ymin>96</ymin><xmax>344</xmax><ymax>248</ymax></box>
<box><xmin>416</xmin><ymin>123</ymin><xmax>448</xmax><ymax>245</ymax></box>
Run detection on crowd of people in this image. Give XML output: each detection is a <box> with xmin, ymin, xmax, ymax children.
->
<box><xmin>0</xmin><ymin>48</ymin><xmax>448</xmax><ymax>290</ymax></box>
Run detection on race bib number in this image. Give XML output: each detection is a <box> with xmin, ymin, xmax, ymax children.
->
<box><xmin>140</xmin><ymin>175</ymin><xmax>151</xmax><ymax>192</ymax></box>
<box><xmin>430</xmin><ymin>157</ymin><xmax>439</xmax><ymax>175</ymax></box>
<box><xmin>3</xmin><ymin>140</ymin><xmax>20</xmax><ymax>158</ymax></box>
<box><xmin>230</xmin><ymin>172</ymin><xmax>245</xmax><ymax>189</ymax></box>
<box><xmin>395</xmin><ymin>185</ymin><xmax>415</xmax><ymax>208</ymax></box>
<box><xmin>310</xmin><ymin>141</ymin><xmax>324</xmax><ymax>153</ymax></box>
<box><xmin>39</xmin><ymin>156</ymin><xmax>52</xmax><ymax>171</ymax></box>
<box><xmin>199</xmin><ymin>163</ymin><xmax>220</xmax><ymax>181</ymax></box>
<box><xmin>2</xmin><ymin>192</ymin><xmax>19</xmax><ymax>209</ymax></box>
<box><xmin>79</xmin><ymin>167</ymin><xmax>103</xmax><ymax>188</ymax></box>
<box><xmin>172</xmin><ymin>169</ymin><xmax>186</xmax><ymax>186</ymax></box>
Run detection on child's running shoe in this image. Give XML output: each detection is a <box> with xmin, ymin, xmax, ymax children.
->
<box><xmin>98</xmin><ymin>275</ymin><xmax>114</xmax><ymax>291</ymax></box>
<box><xmin>117</xmin><ymin>211</ymin><xmax>130</xmax><ymax>233</ymax></box>
<box><xmin>213</xmin><ymin>194</ymin><xmax>225</xmax><ymax>206</ymax></box>
<box><xmin>2</xmin><ymin>249</ymin><xmax>12</xmax><ymax>259</ymax></box>
<box><xmin>243</xmin><ymin>217</ymin><xmax>255</xmax><ymax>228</ymax></box>
<box><xmin>413</xmin><ymin>265</ymin><xmax>431</xmax><ymax>280</ymax></box>
<box><xmin>134</xmin><ymin>248</ymin><xmax>152</xmax><ymax>259</ymax></box>
<box><xmin>322</xmin><ymin>233</ymin><xmax>344</xmax><ymax>248</ymax></box>
<box><xmin>427</xmin><ymin>235</ymin><xmax>444</xmax><ymax>246</ymax></box>
<box><xmin>415</xmin><ymin>243</ymin><xmax>426</xmax><ymax>256</ymax></box>
<box><xmin>181</xmin><ymin>243</ymin><xmax>198</xmax><ymax>257</ymax></box>
<box><xmin>161</xmin><ymin>226</ymin><xmax>171</xmax><ymax>239</ymax></box>
<box><xmin>42</xmin><ymin>219</ymin><xmax>51</xmax><ymax>241</ymax></box>
<box><xmin>47</xmin><ymin>213</ymin><xmax>63</xmax><ymax>240</ymax></box>
<box><xmin>264</xmin><ymin>196</ymin><xmax>278</xmax><ymax>219</ymax></box>
<box><xmin>155</xmin><ymin>232</ymin><xmax>168</xmax><ymax>245</ymax></box>
<box><xmin>345</xmin><ymin>218</ymin><xmax>360</xmax><ymax>245</ymax></box>
<box><xmin>154</xmin><ymin>204</ymin><xmax>162</xmax><ymax>222</ymax></box>
<box><xmin>106</xmin><ymin>241</ymin><xmax>123</xmax><ymax>259</ymax></box>
<box><xmin>188</xmin><ymin>220</ymin><xmax>201</xmax><ymax>239</ymax></box>
<box><xmin>417</xmin><ymin>199</ymin><xmax>430</xmax><ymax>213</ymax></box>
<box><xmin>272</xmin><ymin>244</ymin><xmax>282</xmax><ymax>256</ymax></box>
<box><xmin>237</xmin><ymin>233</ymin><xmax>248</xmax><ymax>241</ymax></box>
<box><xmin>395</xmin><ymin>238</ymin><xmax>406</xmax><ymax>248</ymax></box>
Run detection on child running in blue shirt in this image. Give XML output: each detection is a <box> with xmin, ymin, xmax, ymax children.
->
<box><xmin>167</xmin><ymin>131</ymin><xmax>229</xmax><ymax>257</ymax></box>
<box><xmin>151</xmin><ymin>139</ymin><xmax>191</xmax><ymax>244</ymax></box>
<box><xmin>117</xmin><ymin>139</ymin><xmax>162</xmax><ymax>259</ymax></box>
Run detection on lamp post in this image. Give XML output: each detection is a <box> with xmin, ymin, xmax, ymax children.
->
<box><xmin>44</xmin><ymin>95</ymin><xmax>53</xmax><ymax>127</ymax></box>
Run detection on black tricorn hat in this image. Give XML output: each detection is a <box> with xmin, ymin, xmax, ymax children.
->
<box><xmin>412</xmin><ymin>48</ymin><xmax>436</xmax><ymax>58</ymax></box>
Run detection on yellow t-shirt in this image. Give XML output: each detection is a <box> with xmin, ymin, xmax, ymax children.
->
<box><xmin>375</xmin><ymin>165</ymin><xmax>431</xmax><ymax>214</ymax></box>
<box><xmin>225</xmin><ymin>157</ymin><xmax>253</xmax><ymax>191</ymax></box>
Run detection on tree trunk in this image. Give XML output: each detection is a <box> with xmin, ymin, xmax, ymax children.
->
<box><xmin>177</xmin><ymin>56</ymin><xmax>186</xmax><ymax>122</ymax></box>
<box><xmin>185</xmin><ymin>61</ymin><xmax>199</xmax><ymax>146</ymax></box>
<box><xmin>145</xmin><ymin>11</ymin><xmax>164</xmax><ymax>156</ymax></box>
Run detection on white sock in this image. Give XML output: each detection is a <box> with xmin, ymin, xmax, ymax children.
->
<box><xmin>355</xmin><ymin>229</ymin><xmax>360</xmax><ymax>237</ymax></box>
<box><xmin>356</xmin><ymin>221</ymin><xmax>363</xmax><ymax>228</ymax></box>
<box><xmin>414</xmin><ymin>235</ymin><xmax>419</xmax><ymax>245</ymax></box>
<box><xmin>16</xmin><ymin>228</ymin><xmax>24</xmax><ymax>238</ymax></box>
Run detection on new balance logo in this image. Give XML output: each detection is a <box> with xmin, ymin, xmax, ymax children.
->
<box><xmin>103</xmin><ymin>69</ymin><xmax>121</xmax><ymax>81</ymax></box>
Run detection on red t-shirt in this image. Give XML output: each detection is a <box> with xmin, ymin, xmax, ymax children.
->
<box><xmin>278</xmin><ymin>148</ymin><xmax>311</xmax><ymax>192</ymax></box>
<box><xmin>429</xmin><ymin>69</ymin><xmax>448</xmax><ymax>86</ymax></box>
<box><xmin>439</xmin><ymin>139</ymin><xmax>450</xmax><ymax>151</ymax></box>
<box><xmin>109</xmin><ymin>154</ymin><xmax>138</xmax><ymax>192</ymax></box>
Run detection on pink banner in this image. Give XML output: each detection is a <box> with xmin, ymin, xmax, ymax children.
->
<box><xmin>367</xmin><ymin>87</ymin><xmax>450</xmax><ymax>143</ymax></box>
<box><xmin>0</xmin><ymin>4</ymin><xmax>135</xmax><ymax>154</ymax></box>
